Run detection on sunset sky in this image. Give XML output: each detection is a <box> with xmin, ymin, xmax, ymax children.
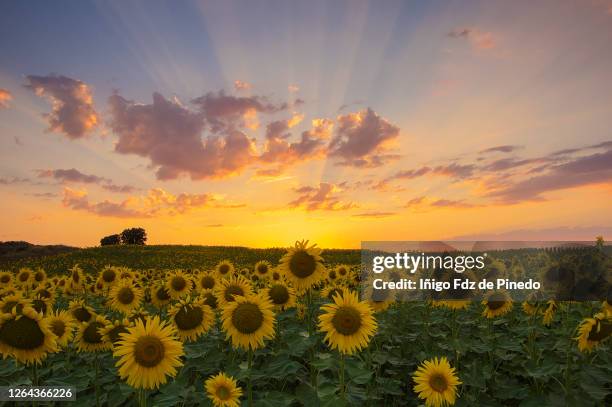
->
<box><xmin>1</xmin><ymin>0</ymin><xmax>612</xmax><ymax>248</ymax></box>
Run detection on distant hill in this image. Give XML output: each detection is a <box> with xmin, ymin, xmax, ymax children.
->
<box><xmin>0</xmin><ymin>241</ymin><xmax>78</xmax><ymax>263</ymax></box>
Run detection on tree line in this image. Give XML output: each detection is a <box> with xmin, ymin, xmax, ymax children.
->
<box><xmin>100</xmin><ymin>228</ymin><xmax>147</xmax><ymax>246</ymax></box>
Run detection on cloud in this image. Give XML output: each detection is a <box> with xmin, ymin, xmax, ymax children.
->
<box><xmin>109</xmin><ymin>92</ymin><xmax>258</xmax><ymax>180</ymax></box>
<box><xmin>257</xmin><ymin>117</ymin><xmax>332</xmax><ymax>175</ymax></box>
<box><xmin>289</xmin><ymin>182</ymin><xmax>357</xmax><ymax>211</ymax></box>
<box><xmin>487</xmin><ymin>148</ymin><xmax>612</xmax><ymax>203</ymax></box>
<box><xmin>191</xmin><ymin>90</ymin><xmax>290</xmax><ymax>133</ymax></box>
<box><xmin>382</xmin><ymin>163</ymin><xmax>476</xmax><ymax>187</ymax></box>
<box><xmin>329</xmin><ymin>108</ymin><xmax>400</xmax><ymax>167</ymax></box>
<box><xmin>480</xmin><ymin>145</ymin><xmax>522</xmax><ymax>154</ymax></box>
<box><xmin>37</xmin><ymin>168</ymin><xmax>138</xmax><ymax>193</ymax></box>
<box><xmin>405</xmin><ymin>196</ymin><xmax>476</xmax><ymax>211</ymax></box>
<box><xmin>27</xmin><ymin>192</ymin><xmax>57</xmax><ymax>199</ymax></box>
<box><xmin>61</xmin><ymin>187</ymin><xmax>234</xmax><ymax>218</ymax></box>
<box><xmin>288</xmin><ymin>84</ymin><xmax>300</xmax><ymax>93</ymax></box>
<box><xmin>352</xmin><ymin>212</ymin><xmax>396</xmax><ymax>218</ymax></box>
<box><xmin>24</xmin><ymin>74</ymin><xmax>99</xmax><ymax>138</ymax></box>
<box><xmin>234</xmin><ymin>80</ymin><xmax>252</xmax><ymax>91</ymax></box>
<box><xmin>0</xmin><ymin>88</ymin><xmax>13</xmax><ymax>108</ymax></box>
<box><xmin>0</xmin><ymin>176</ymin><xmax>30</xmax><ymax>185</ymax></box>
<box><xmin>448</xmin><ymin>28</ymin><xmax>496</xmax><ymax>50</ymax></box>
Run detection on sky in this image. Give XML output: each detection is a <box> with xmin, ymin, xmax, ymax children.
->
<box><xmin>1</xmin><ymin>0</ymin><xmax>612</xmax><ymax>248</ymax></box>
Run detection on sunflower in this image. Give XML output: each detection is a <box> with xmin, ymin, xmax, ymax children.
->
<box><xmin>46</xmin><ymin>310</ymin><xmax>76</xmax><ymax>348</ymax></box>
<box><xmin>205</xmin><ymin>372</ymin><xmax>243</xmax><ymax>407</ymax></box>
<box><xmin>127</xmin><ymin>308</ymin><xmax>151</xmax><ymax>325</ymax></box>
<box><xmin>101</xmin><ymin>318</ymin><xmax>131</xmax><ymax>347</ymax></box>
<box><xmin>576</xmin><ymin>312</ymin><xmax>612</xmax><ymax>353</ymax></box>
<box><xmin>215</xmin><ymin>260</ymin><xmax>235</xmax><ymax>279</ymax></box>
<box><xmin>114</xmin><ymin>316</ymin><xmax>184</xmax><ymax>390</ymax></box>
<box><xmin>364</xmin><ymin>283</ymin><xmax>396</xmax><ymax>313</ymax></box>
<box><xmin>33</xmin><ymin>269</ymin><xmax>47</xmax><ymax>286</ymax></box>
<box><xmin>0</xmin><ymin>271</ymin><xmax>13</xmax><ymax>288</ymax></box>
<box><xmin>15</xmin><ymin>268</ymin><xmax>34</xmax><ymax>288</ymax></box>
<box><xmin>335</xmin><ymin>265</ymin><xmax>350</xmax><ymax>281</ymax></box>
<box><xmin>0</xmin><ymin>293</ymin><xmax>29</xmax><ymax>315</ymax></box>
<box><xmin>279</xmin><ymin>240</ymin><xmax>326</xmax><ymax>291</ymax></box>
<box><xmin>75</xmin><ymin>315</ymin><xmax>112</xmax><ymax>352</ymax></box>
<box><xmin>108</xmin><ymin>281</ymin><xmax>144</xmax><ymax>314</ymax></box>
<box><xmin>117</xmin><ymin>268</ymin><xmax>135</xmax><ymax>281</ymax></box>
<box><xmin>33</xmin><ymin>284</ymin><xmax>55</xmax><ymax>304</ymax></box>
<box><xmin>69</xmin><ymin>265</ymin><xmax>85</xmax><ymax>290</ymax></box>
<box><xmin>0</xmin><ymin>306</ymin><xmax>58</xmax><ymax>364</ymax></box>
<box><xmin>201</xmin><ymin>289</ymin><xmax>219</xmax><ymax>310</ymax></box>
<box><xmin>214</xmin><ymin>275</ymin><xmax>253</xmax><ymax>308</ymax></box>
<box><xmin>542</xmin><ymin>300</ymin><xmax>557</xmax><ymax>326</ymax></box>
<box><xmin>431</xmin><ymin>300</ymin><xmax>470</xmax><ymax>311</ymax></box>
<box><xmin>197</xmin><ymin>272</ymin><xmax>217</xmax><ymax>292</ymax></box>
<box><xmin>31</xmin><ymin>295</ymin><xmax>52</xmax><ymax>316</ymax></box>
<box><xmin>603</xmin><ymin>299</ymin><xmax>612</xmax><ymax>315</ymax></box>
<box><xmin>265</xmin><ymin>281</ymin><xmax>297</xmax><ymax>311</ymax></box>
<box><xmin>318</xmin><ymin>289</ymin><xmax>377</xmax><ymax>355</ymax></box>
<box><xmin>270</xmin><ymin>268</ymin><xmax>283</xmax><ymax>282</ymax></box>
<box><xmin>99</xmin><ymin>266</ymin><xmax>119</xmax><ymax>289</ymax></box>
<box><xmin>168</xmin><ymin>296</ymin><xmax>214</xmax><ymax>342</ymax></box>
<box><xmin>413</xmin><ymin>357</ymin><xmax>461</xmax><ymax>407</ymax></box>
<box><xmin>221</xmin><ymin>293</ymin><xmax>276</xmax><ymax>350</ymax></box>
<box><xmin>151</xmin><ymin>284</ymin><xmax>172</xmax><ymax>309</ymax></box>
<box><xmin>166</xmin><ymin>270</ymin><xmax>192</xmax><ymax>299</ymax></box>
<box><xmin>482</xmin><ymin>291</ymin><xmax>513</xmax><ymax>319</ymax></box>
<box><xmin>68</xmin><ymin>299</ymin><xmax>96</xmax><ymax>323</ymax></box>
<box><xmin>321</xmin><ymin>284</ymin><xmax>345</xmax><ymax>302</ymax></box>
<box><xmin>253</xmin><ymin>261</ymin><xmax>272</xmax><ymax>281</ymax></box>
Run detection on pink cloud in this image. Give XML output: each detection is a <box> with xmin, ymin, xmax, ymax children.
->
<box><xmin>448</xmin><ymin>28</ymin><xmax>496</xmax><ymax>50</ymax></box>
<box><xmin>25</xmin><ymin>75</ymin><xmax>99</xmax><ymax>138</ymax></box>
<box><xmin>289</xmin><ymin>182</ymin><xmax>357</xmax><ymax>211</ymax></box>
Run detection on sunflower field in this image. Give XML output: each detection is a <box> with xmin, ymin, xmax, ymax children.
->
<box><xmin>0</xmin><ymin>241</ymin><xmax>610</xmax><ymax>406</ymax></box>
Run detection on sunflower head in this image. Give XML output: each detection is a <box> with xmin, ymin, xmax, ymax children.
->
<box><xmin>254</xmin><ymin>261</ymin><xmax>272</xmax><ymax>279</ymax></box>
<box><xmin>166</xmin><ymin>270</ymin><xmax>192</xmax><ymax>299</ymax></box>
<box><xmin>201</xmin><ymin>289</ymin><xmax>219</xmax><ymax>310</ymax></box>
<box><xmin>482</xmin><ymin>291</ymin><xmax>513</xmax><ymax>319</ymax></box>
<box><xmin>576</xmin><ymin>312</ymin><xmax>612</xmax><ymax>353</ymax></box>
<box><xmin>15</xmin><ymin>268</ymin><xmax>34</xmax><ymax>288</ymax></box>
<box><xmin>99</xmin><ymin>266</ymin><xmax>118</xmax><ymax>288</ymax></box>
<box><xmin>101</xmin><ymin>318</ymin><xmax>131</xmax><ymax>346</ymax></box>
<box><xmin>151</xmin><ymin>284</ymin><xmax>172</xmax><ymax>308</ymax></box>
<box><xmin>198</xmin><ymin>272</ymin><xmax>217</xmax><ymax>291</ymax></box>
<box><xmin>413</xmin><ymin>357</ymin><xmax>461</xmax><ymax>407</ymax></box>
<box><xmin>109</xmin><ymin>281</ymin><xmax>144</xmax><ymax>314</ymax></box>
<box><xmin>318</xmin><ymin>289</ymin><xmax>377</xmax><ymax>355</ymax></box>
<box><xmin>0</xmin><ymin>271</ymin><xmax>13</xmax><ymax>287</ymax></box>
<box><xmin>215</xmin><ymin>261</ymin><xmax>235</xmax><ymax>279</ymax></box>
<box><xmin>214</xmin><ymin>275</ymin><xmax>253</xmax><ymax>308</ymax></box>
<box><xmin>205</xmin><ymin>372</ymin><xmax>243</xmax><ymax>407</ymax></box>
<box><xmin>265</xmin><ymin>281</ymin><xmax>296</xmax><ymax>310</ymax></box>
<box><xmin>69</xmin><ymin>299</ymin><xmax>95</xmax><ymax>323</ymax></box>
<box><xmin>0</xmin><ymin>306</ymin><xmax>58</xmax><ymax>365</ymax></box>
<box><xmin>0</xmin><ymin>294</ymin><xmax>29</xmax><ymax>315</ymax></box>
<box><xmin>114</xmin><ymin>316</ymin><xmax>184</xmax><ymax>390</ymax></box>
<box><xmin>33</xmin><ymin>269</ymin><xmax>47</xmax><ymax>284</ymax></box>
<box><xmin>47</xmin><ymin>310</ymin><xmax>76</xmax><ymax>348</ymax></box>
<box><xmin>168</xmin><ymin>296</ymin><xmax>214</xmax><ymax>342</ymax></box>
<box><xmin>221</xmin><ymin>293</ymin><xmax>276</xmax><ymax>350</ymax></box>
<box><xmin>76</xmin><ymin>315</ymin><xmax>112</xmax><ymax>353</ymax></box>
<box><xmin>279</xmin><ymin>240</ymin><xmax>326</xmax><ymax>291</ymax></box>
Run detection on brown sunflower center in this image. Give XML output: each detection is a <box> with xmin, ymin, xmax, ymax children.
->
<box><xmin>108</xmin><ymin>325</ymin><xmax>128</xmax><ymax>343</ymax></box>
<box><xmin>201</xmin><ymin>276</ymin><xmax>215</xmax><ymax>289</ymax></box>
<box><xmin>134</xmin><ymin>335</ymin><xmax>165</xmax><ymax>367</ymax></box>
<box><xmin>487</xmin><ymin>293</ymin><xmax>507</xmax><ymax>310</ymax></box>
<box><xmin>72</xmin><ymin>307</ymin><xmax>92</xmax><ymax>322</ymax></box>
<box><xmin>117</xmin><ymin>287</ymin><xmax>135</xmax><ymax>304</ymax></box>
<box><xmin>338</xmin><ymin>267</ymin><xmax>347</xmax><ymax>276</ymax></box>
<box><xmin>429</xmin><ymin>373</ymin><xmax>448</xmax><ymax>393</ymax></box>
<box><xmin>72</xmin><ymin>272</ymin><xmax>80</xmax><ymax>283</ymax></box>
<box><xmin>0</xmin><ymin>275</ymin><xmax>10</xmax><ymax>283</ymax></box>
<box><xmin>102</xmin><ymin>270</ymin><xmax>116</xmax><ymax>283</ymax></box>
<box><xmin>0</xmin><ymin>315</ymin><xmax>45</xmax><ymax>350</ymax></box>
<box><xmin>171</xmin><ymin>276</ymin><xmax>186</xmax><ymax>291</ymax></box>
<box><xmin>289</xmin><ymin>250</ymin><xmax>316</xmax><ymax>278</ymax></box>
<box><xmin>32</xmin><ymin>299</ymin><xmax>47</xmax><ymax>315</ymax></box>
<box><xmin>588</xmin><ymin>320</ymin><xmax>612</xmax><ymax>342</ymax></box>
<box><xmin>331</xmin><ymin>306</ymin><xmax>362</xmax><ymax>336</ymax></box>
<box><xmin>36</xmin><ymin>289</ymin><xmax>52</xmax><ymax>299</ymax></box>
<box><xmin>203</xmin><ymin>293</ymin><xmax>218</xmax><ymax>309</ymax></box>
<box><xmin>216</xmin><ymin>385</ymin><xmax>231</xmax><ymax>400</ymax></box>
<box><xmin>34</xmin><ymin>272</ymin><xmax>45</xmax><ymax>282</ymax></box>
<box><xmin>219</xmin><ymin>264</ymin><xmax>230</xmax><ymax>275</ymax></box>
<box><xmin>19</xmin><ymin>272</ymin><xmax>30</xmax><ymax>282</ymax></box>
<box><xmin>269</xmin><ymin>285</ymin><xmax>289</xmax><ymax>305</ymax></box>
<box><xmin>329</xmin><ymin>270</ymin><xmax>337</xmax><ymax>280</ymax></box>
<box><xmin>1</xmin><ymin>301</ymin><xmax>24</xmax><ymax>314</ymax></box>
<box><xmin>224</xmin><ymin>285</ymin><xmax>245</xmax><ymax>302</ymax></box>
<box><xmin>231</xmin><ymin>302</ymin><xmax>264</xmax><ymax>334</ymax></box>
<box><xmin>175</xmin><ymin>306</ymin><xmax>204</xmax><ymax>330</ymax></box>
<box><xmin>257</xmin><ymin>264</ymin><xmax>269</xmax><ymax>275</ymax></box>
<box><xmin>83</xmin><ymin>321</ymin><xmax>104</xmax><ymax>344</ymax></box>
<box><xmin>272</xmin><ymin>272</ymin><xmax>281</xmax><ymax>281</ymax></box>
<box><xmin>50</xmin><ymin>320</ymin><xmax>66</xmax><ymax>338</ymax></box>
<box><xmin>156</xmin><ymin>287</ymin><xmax>171</xmax><ymax>301</ymax></box>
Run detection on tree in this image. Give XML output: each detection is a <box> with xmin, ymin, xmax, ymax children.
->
<box><xmin>120</xmin><ymin>228</ymin><xmax>147</xmax><ymax>245</ymax></box>
<box><xmin>100</xmin><ymin>234</ymin><xmax>121</xmax><ymax>246</ymax></box>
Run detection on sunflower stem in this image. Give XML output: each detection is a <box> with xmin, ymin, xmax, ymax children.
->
<box><xmin>247</xmin><ymin>349</ymin><xmax>253</xmax><ymax>407</ymax></box>
<box><xmin>94</xmin><ymin>352</ymin><xmax>100</xmax><ymax>407</ymax></box>
<box><xmin>339</xmin><ymin>352</ymin><xmax>346</xmax><ymax>400</ymax></box>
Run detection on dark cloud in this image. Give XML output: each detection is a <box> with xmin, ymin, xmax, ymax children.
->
<box><xmin>25</xmin><ymin>74</ymin><xmax>99</xmax><ymax>138</ymax></box>
<box><xmin>37</xmin><ymin>168</ymin><xmax>138</xmax><ymax>193</ymax></box>
<box><xmin>0</xmin><ymin>88</ymin><xmax>13</xmax><ymax>108</ymax></box>
<box><xmin>448</xmin><ymin>27</ymin><xmax>496</xmax><ymax>49</ymax></box>
<box><xmin>479</xmin><ymin>145</ymin><xmax>522</xmax><ymax>154</ymax></box>
<box><xmin>329</xmin><ymin>108</ymin><xmax>400</xmax><ymax>167</ymax></box>
<box><xmin>289</xmin><ymin>182</ymin><xmax>357</xmax><ymax>211</ymax></box>
<box><xmin>109</xmin><ymin>92</ymin><xmax>257</xmax><ymax>180</ymax></box>
<box><xmin>0</xmin><ymin>176</ymin><xmax>30</xmax><ymax>185</ymax></box>
<box><xmin>487</xmin><ymin>149</ymin><xmax>612</xmax><ymax>202</ymax></box>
